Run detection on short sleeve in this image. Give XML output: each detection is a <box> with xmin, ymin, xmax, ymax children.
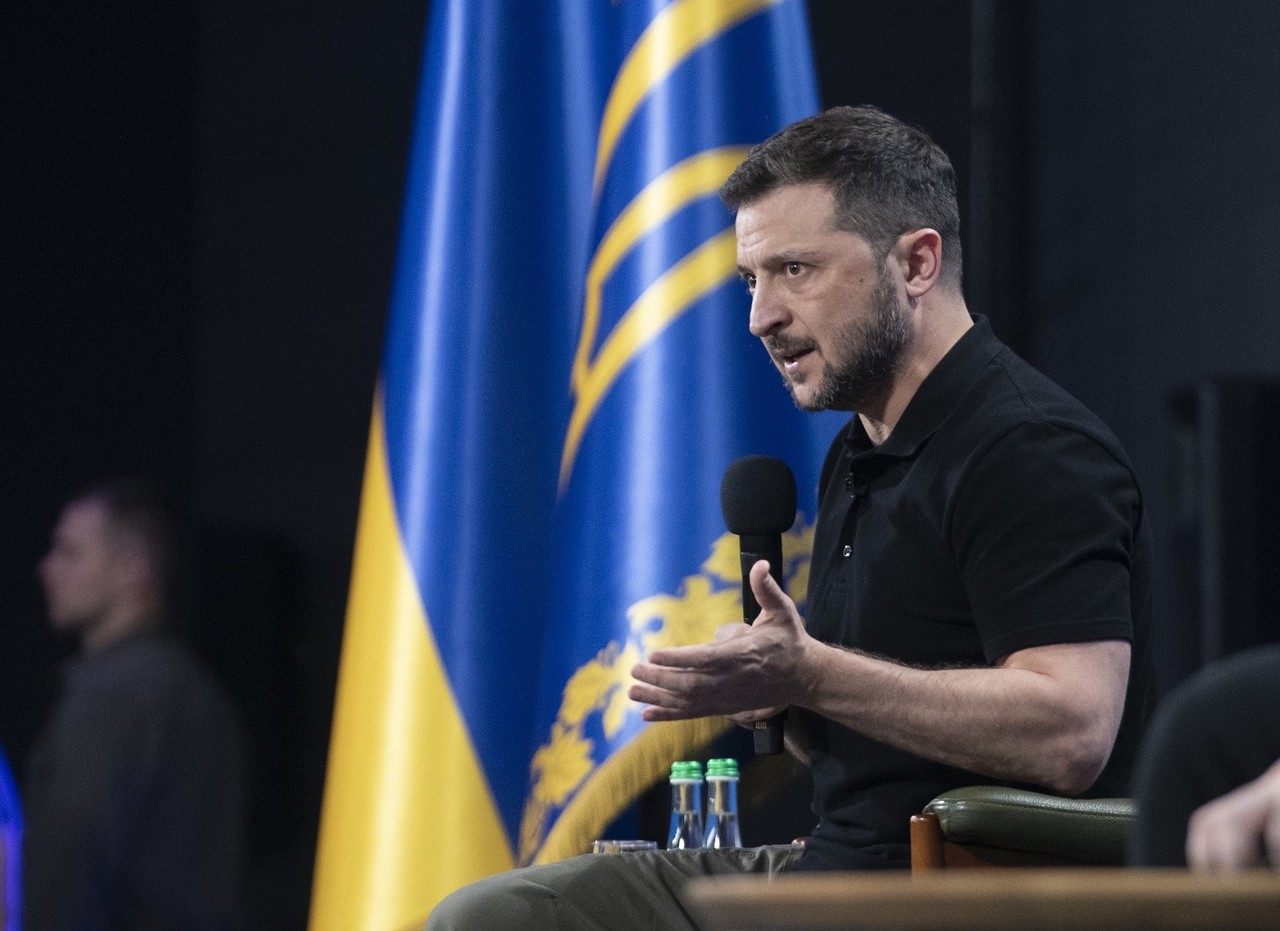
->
<box><xmin>950</xmin><ymin>421</ymin><xmax>1143</xmax><ymax>662</ymax></box>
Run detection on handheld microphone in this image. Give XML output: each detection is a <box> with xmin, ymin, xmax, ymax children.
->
<box><xmin>719</xmin><ymin>455</ymin><xmax>796</xmax><ymax>754</ymax></box>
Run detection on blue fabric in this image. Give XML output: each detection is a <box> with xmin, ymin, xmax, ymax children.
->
<box><xmin>379</xmin><ymin>0</ymin><xmax>845</xmax><ymax>860</ymax></box>
<box><xmin>0</xmin><ymin>745</ymin><xmax>22</xmax><ymax>931</ymax></box>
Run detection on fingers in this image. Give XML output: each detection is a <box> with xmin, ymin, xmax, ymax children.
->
<box><xmin>628</xmin><ymin>655</ymin><xmax>760</xmax><ymax>721</ymax></box>
<box><xmin>1187</xmin><ymin>788</ymin><xmax>1267</xmax><ymax>870</ymax></box>
<box><xmin>1264</xmin><ymin>801</ymin><xmax>1280</xmax><ymax>868</ymax></box>
<box><xmin>644</xmin><ymin>640</ymin><xmax>726</xmax><ymax>670</ymax></box>
<box><xmin>1186</xmin><ymin>799</ymin><xmax>1228</xmax><ymax>869</ymax></box>
<box><xmin>638</xmin><ymin>704</ymin><xmax>698</xmax><ymax>723</ymax></box>
<box><xmin>747</xmin><ymin>560</ymin><xmax>793</xmax><ymax>627</ymax></box>
<box><xmin>629</xmin><ymin>658</ymin><xmax>719</xmax><ymax>708</ymax></box>
<box><xmin>630</xmin><ymin>659</ymin><xmax>694</xmax><ymax>695</ymax></box>
<box><xmin>749</xmin><ymin>558</ymin><xmax>791</xmax><ymax>614</ymax></box>
<box><xmin>1258</xmin><ymin>764</ymin><xmax>1280</xmax><ymax>868</ymax></box>
<box><xmin>628</xmin><ymin>674</ymin><xmax>689</xmax><ymax>721</ymax></box>
<box><xmin>628</xmin><ymin>672</ymin><xmax>714</xmax><ymax>723</ymax></box>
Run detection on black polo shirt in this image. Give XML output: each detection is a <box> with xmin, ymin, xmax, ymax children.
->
<box><xmin>792</xmin><ymin>316</ymin><xmax>1154</xmax><ymax>871</ymax></box>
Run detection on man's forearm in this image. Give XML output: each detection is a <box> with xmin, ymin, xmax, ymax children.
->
<box><xmin>796</xmin><ymin>638</ymin><xmax>1129</xmax><ymax>796</ymax></box>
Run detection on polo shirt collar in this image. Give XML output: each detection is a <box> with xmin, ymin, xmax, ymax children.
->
<box><xmin>844</xmin><ymin>314</ymin><xmax>1000</xmax><ymax>460</ymax></box>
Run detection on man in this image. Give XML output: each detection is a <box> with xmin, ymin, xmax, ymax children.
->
<box><xmin>428</xmin><ymin>105</ymin><xmax>1152</xmax><ymax>925</ymax></box>
<box><xmin>24</xmin><ymin>479</ymin><xmax>246</xmax><ymax>930</ymax></box>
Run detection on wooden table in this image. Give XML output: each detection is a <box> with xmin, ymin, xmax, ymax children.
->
<box><xmin>683</xmin><ymin>868</ymin><xmax>1280</xmax><ymax>930</ymax></box>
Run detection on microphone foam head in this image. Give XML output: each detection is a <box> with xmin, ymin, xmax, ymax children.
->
<box><xmin>720</xmin><ymin>455</ymin><xmax>797</xmax><ymax>535</ymax></box>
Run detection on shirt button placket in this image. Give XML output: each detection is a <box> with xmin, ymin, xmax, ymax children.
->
<box><xmin>840</xmin><ymin>466</ymin><xmax>860</xmax><ymax>559</ymax></box>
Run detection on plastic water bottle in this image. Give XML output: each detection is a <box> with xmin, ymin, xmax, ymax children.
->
<box><xmin>667</xmin><ymin>761</ymin><xmax>704</xmax><ymax>849</ymax></box>
<box><xmin>704</xmin><ymin>758</ymin><xmax>743</xmax><ymax>848</ymax></box>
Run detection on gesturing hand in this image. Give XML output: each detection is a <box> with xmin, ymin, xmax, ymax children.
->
<box><xmin>628</xmin><ymin>559</ymin><xmax>814</xmax><ymax>722</ymax></box>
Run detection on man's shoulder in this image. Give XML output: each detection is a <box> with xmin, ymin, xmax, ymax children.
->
<box><xmin>951</xmin><ymin>342</ymin><xmax>1129</xmax><ymax>462</ymax></box>
<box><xmin>84</xmin><ymin>628</ymin><xmax>198</xmax><ymax>676</ymax></box>
<box><xmin>74</xmin><ymin>631</ymin><xmax>236</xmax><ymax>715</ymax></box>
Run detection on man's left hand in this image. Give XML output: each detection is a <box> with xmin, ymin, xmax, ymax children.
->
<box><xmin>628</xmin><ymin>559</ymin><xmax>813</xmax><ymax>721</ymax></box>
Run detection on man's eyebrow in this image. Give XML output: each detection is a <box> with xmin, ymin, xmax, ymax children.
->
<box><xmin>737</xmin><ymin>249</ymin><xmax>825</xmax><ymax>275</ymax></box>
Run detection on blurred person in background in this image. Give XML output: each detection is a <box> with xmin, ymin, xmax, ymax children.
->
<box><xmin>24</xmin><ymin>478</ymin><xmax>246</xmax><ymax>930</ymax></box>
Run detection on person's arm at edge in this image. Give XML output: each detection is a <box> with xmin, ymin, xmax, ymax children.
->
<box><xmin>1186</xmin><ymin>758</ymin><xmax>1280</xmax><ymax>870</ymax></box>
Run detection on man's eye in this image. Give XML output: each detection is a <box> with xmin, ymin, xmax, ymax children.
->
<box><xmin>742</xmin><ymin>275</ymin><xmax>756</xmax><ymax>292</ymax></box>
<box><xmin>785</xmin><ymin>262</ymin><xmax>803</xmax><ymax>276</ymax></box>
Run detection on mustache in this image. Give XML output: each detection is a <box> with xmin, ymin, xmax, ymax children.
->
<box><xmin>764</xmin><ymin>334</ymin><xmax>816</xmax><ymax>357</ymax></box>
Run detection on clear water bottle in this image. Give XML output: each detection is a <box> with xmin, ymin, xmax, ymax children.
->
<box><xmin>667</xmin><ymin>760</ymin><xmax>704</xmax><ymax>849</ymax></box>
<box><xmin>704</xmin><ymin>758</ymin><xmax>743</xmax><ymax>848</ymax></box>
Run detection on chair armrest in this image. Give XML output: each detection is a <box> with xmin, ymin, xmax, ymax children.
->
<box><xmin>923</xmin><ymin>786</ymin><xmax>1135</xmax><ymax>865</ymax></box>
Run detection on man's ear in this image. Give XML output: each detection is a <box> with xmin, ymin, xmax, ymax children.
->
<box><xmin>895</xmin><ymin>228</ymin><xmax>943</xmax><ymax>298</ymax></box>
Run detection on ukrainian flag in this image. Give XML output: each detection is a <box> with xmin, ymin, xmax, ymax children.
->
<box><xmin>310</xmin><ymin>1</ymin><xmax>843</xmax><ymax>926</ymax></box>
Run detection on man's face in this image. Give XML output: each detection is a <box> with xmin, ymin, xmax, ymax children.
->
<box><xmin>735</xmin><ymin>182</ymin><xmax>911</xmax><ymax>412</ymax></box>
<box><xmin>38</xmin><ymin>499</ymin><xmax>123</xmax><ymax>635</ymax></box>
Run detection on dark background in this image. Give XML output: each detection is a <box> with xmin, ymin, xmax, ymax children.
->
<box><xmin>3</xmin><ymin>1</ymin><xmax>1279</xmax><ymax>925</ymax></box>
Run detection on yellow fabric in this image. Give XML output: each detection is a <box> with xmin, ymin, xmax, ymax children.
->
<box><xmin>309</xmin><ymin>397</ymin><xmax>514</xmax><ymax>930</ymax></box>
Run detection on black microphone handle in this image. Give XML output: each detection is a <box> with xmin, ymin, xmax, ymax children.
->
<box><xmin>738</xmin><ymin>535</ymin><xmax>786</xmax><ymax>754</ymax></box>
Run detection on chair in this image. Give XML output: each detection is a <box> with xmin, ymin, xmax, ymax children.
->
<box><xmin>909</xmin><ymin>785</ymin><xmax>1135</xmax><ymax>872</ymax></box>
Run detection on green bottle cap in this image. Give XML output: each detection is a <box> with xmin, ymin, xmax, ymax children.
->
<box><xmin>706</xmin><ymin>758</ymin><xmax>739</xmax><ymax>778</ymax></box>
<box><xmin>670</xmin><ymin>760</ymin><xmax>704</xmax><ymax>780</ymax></box>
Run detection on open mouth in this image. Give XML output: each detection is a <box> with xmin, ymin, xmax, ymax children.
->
<box><xmin>778</xmin><ymin>347</ymin><xmax>813</xmax><ymax>371</ymax></box>
<box><xmin>765</xmin><ymin>335</ymin><xmax>816</xmax><ymax>375</ymax></box>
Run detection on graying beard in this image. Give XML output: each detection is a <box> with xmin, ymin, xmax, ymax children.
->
<box><xmin>790</xmin><ymin>273</ymin><xmax>910</xmax><ymax>413</ymax></box>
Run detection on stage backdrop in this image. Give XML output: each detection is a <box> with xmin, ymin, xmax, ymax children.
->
<box><xmin>309</xmin><ymin>1</ymin><xmax>845</xmax><ymax>926</ymax></box>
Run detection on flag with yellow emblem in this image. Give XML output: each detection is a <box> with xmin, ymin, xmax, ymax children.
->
<box><xmin>309</xmin><ymin>1</ymin><xmax>843</xmax><ymax>927</ymax></box>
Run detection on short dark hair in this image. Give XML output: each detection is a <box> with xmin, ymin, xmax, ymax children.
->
<box><xmin>720</xmin><ymin>105</ymin><xmax>963</xmax><ymax>287</ymax></box>
<box><xmin>74</xmin><ymin>477</ymin><xmax>182</xmax><ymax>604</ymax></box>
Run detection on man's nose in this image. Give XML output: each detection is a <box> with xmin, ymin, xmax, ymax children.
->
<box><xmin>748</xmin><ymin>280</ymin><xmax>788</xmax><ymax>338</ymax></box>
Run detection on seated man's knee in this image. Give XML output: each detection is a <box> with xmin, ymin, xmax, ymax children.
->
<box><xmin>426</xmin><ymin>868</ymin><xmax>564</xmax><ymax>931</ymax></box>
